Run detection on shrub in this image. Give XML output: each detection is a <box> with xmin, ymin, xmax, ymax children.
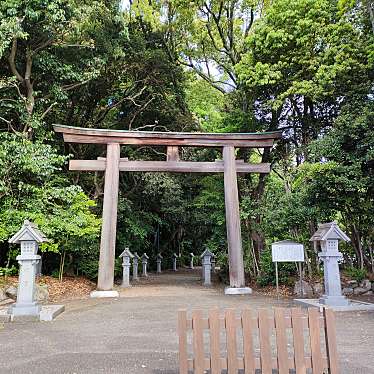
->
<box><xmin>345</xmin><ymin>266</ymin><xmax>367</xmax><ymax>283</ymax></box>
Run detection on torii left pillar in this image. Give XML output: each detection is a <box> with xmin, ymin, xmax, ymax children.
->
<box><xmin>223</xmin><ymin>146</ymin><xmax>252</xmax><ymax>295</ymax></box>
<box><xmin>91</xmin><ymin>143</ymin><xmax>120</xmax><ymax>297</ymax></box>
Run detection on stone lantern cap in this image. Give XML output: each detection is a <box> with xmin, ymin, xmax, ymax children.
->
<box><xmin>156</xmin><ymin>253</ymin><xmax>163</xmax><ymax>259</ymax></box>
<box><xmin>141</xmin><ymin>253</ymin><xmax>149</xmax><ymax>260</ymax></box>
<box><xmin>133</xmin><ymin>252</ymin><xmax>140</xmax><ymax>259</ymax></box>
<box><xmin>172</xmin><ymin>253</ymin><xmax>178</xmax><ymax>258</ymax></box>
<box><xmin>310</xmin><ymin>221</ymin><xmax>350</xmax><ymax>243</ymax></box>
<box><xmin>119</xmin><ymin>248</ymin><xmax>134</xmax><ymax>259</ymax></box>
<box><xmin>200</xmin><ymin>249</ymin><xmax>214</xmax><ymax>258</ymax></box>
<box><xmin>8</xmin><ymin>220</ymin><xmax>48</xmax><ymax>244</ymax></box>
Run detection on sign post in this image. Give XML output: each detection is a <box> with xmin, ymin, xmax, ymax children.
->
<box><xmin>271</xmin><ymin>240</ymin><xmax>305</xmax><ymax>299</ymax></box>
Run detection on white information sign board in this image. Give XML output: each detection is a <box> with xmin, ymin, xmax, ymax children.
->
<box><xmin>271</xmin><ymin>240</ymin><xmax>304</xmax><ymax>263</ymax></box>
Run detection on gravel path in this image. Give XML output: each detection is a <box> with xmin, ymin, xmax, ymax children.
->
<box><xmin>0</xmin><ymin>269</ymin><xmax>373</xmax><ymax>373</ymax></box>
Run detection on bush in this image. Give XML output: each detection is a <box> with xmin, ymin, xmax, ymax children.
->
<box><xmin>256</xmin><ymin>249</ymin><xmax>297</xmax><ymax>287</ymax></box>
<box><xmin>0</xmin><ymin>265</ymin><xmax>18</xmax><ymax>277</ymax></box>
<box><xmin>79</xmin><ymin>259</ymin><xmax>99</xmax><ymax>280</ymax></box>
<box><xmin>345</xmin><ymin>267</ymin><xmax>367</xmax><ymax>283</ymax></box>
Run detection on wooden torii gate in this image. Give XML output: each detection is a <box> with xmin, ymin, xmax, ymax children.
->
<box><xmin>54</xmin><ymin>125</ymin><xmax>281</xmax><ymax>296</ymax></box>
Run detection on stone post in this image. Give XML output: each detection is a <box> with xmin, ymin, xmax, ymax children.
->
<box><xmin>190</xmin><ymin>253</ymin><xmax>195</xmax><ymax>269</ymax></box>
<box><xmin>200</xmin><ymin>249</ymin><xmax>213</xmax><ymax>286</ymax></box>
<box><xmin>132</xmin><ymin>252</ymin><xmax>140</xmax><ymax>281</ymax></box>
<box><xmin>156</xmin><ymin>253</ymin><xmax>163</xmax><ymax>273</ymax></box>
<box><xmin>8</xmin><ymin>220</ymin><xmax>48</xmax><ymax>317</ymax></box>
<box><xmin>119</xmin><ymin>248</ymin><xmax>134</xmax><ymax>288</ymax></box>
<box><xmin>141</xmin><ymin>253</ymin><xmax>149</xmax><ymax>277</ymax></box>
<box><xmin>310</xmin><ymin>221</ymin><xmax>350</xmax><ymax>306</ymax></box>
<box><xmin>172</xmin><ymin>253</ymin><xmax>178</xmax><ymax>271</ymax></box>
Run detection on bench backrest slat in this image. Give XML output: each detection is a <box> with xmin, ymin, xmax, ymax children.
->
<box><xmin>178</xmin><ymin>307</ymin><xmax>339</xmax><ymax>374</ymax></box>
<box><xmin>324</xmin><ymin>308</ymin><xmax>339</xmax><ymax>373</ymax></box>
<box><xmin>208</xmin><ymin>309</ymin><xmax>221</xmax><ymax>374</ymax></box>
<box><xmin>291</xmin><ymin>307</ymin><xmax>307</xmax><ymax>373</ymax></box>
<box><xmin>258</xmin><ymin>309</ymin><xmax>272</xmax><ymax>374</ymax></box>
<box><xmin>308</xmin><ymin>308</ymin><xmax>324</xmax><ymax>373</ymax></box>
<box><xmin>178</xmin><ymin>310</ymin><xmax>188</xmax><ymax>374</ymax></box>
<box><xmin>274</xmin><ymin>308</ymin><xmax>289</xmax><ymax>374</ymax></box>
<box><xmin>192</xmin><ymin>310</ymin><xmax>205</xmax><ymax>374</ymax></box>
<box><xmin>242</xmin><ymin>309</ymin><xmax>255</xmax><ymax>373</ymax></box>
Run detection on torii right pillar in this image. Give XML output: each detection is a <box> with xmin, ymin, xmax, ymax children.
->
<box><xmin>223</xmin><ymin>146</ymin><xmax>252</xmax><ymax>295</ymax></box>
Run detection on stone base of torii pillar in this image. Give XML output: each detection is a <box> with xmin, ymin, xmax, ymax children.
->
<box><xmin>224</xmin><ymin>287</ymin><xmax>252</xmax><ymax>295</ymax></box>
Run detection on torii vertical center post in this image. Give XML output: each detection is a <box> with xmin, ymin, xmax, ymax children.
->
<box><xmin>54</xmin><ymin>125</ymin><xmax>281</xmax><ymax>296</ymax></box>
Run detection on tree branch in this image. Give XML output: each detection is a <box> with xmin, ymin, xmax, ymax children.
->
<box><xmin>8</xmin><ymin>39</ymin><xmax>24</xmax><ymax>83</ymax></box>
<box><xmin>40</xmin><ymin>102</ymin><xmax>57</xmax><ymax>120</ymax></box>
<box><xmin>24</xmin><ymin>52</ymin><xmax>34</xmax><ymax>115</ymax></box>
<box><xmin>128</xmin><ymin>96</ymin><xmax>155</xmax><ymax>129</ymax></box>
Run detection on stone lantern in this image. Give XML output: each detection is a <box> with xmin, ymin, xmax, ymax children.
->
<box><xmin>8</xmin><ymin>220</ymin><xmax>48</xmax><ymax>317</ymax></box>
<box><xmin>310</xmin><ymin>221</ymin><xmax>350</xmax><ymax>306</ymax></box>
<box><xmin>156</xmin><ymin>253</ymin><xmax>163</xmax><ymax>273</ymax></box>
<box><xmin>172</xmin><ymin>253</ymin><xmax>178</xmax><ymax>271</ymax></box>
<box><xmin>200</xmin><ymin>249</ymin><xmax>214</xmax><ymax>286</ymax></box>
<box><xmin>190</xmin><ymin>253</ymin><xmax>195</xmax><ymax>269</ymax></box>
<box><xmin>132</xmin><ymin>252</ymin><xmax>140</xmax><ymax>281</ymax></box>
<box><xmin>141</xmin><ymin>253</ymin><xmax>149</xmax><ymax>277</ymax></box>
<box><xmin>119</xmin><ymin>248</ymin><xmax>134</xmax><ymax>288</ymax></box>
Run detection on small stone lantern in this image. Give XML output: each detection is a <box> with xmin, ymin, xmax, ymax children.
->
<box><xmin>119</xmin><ymin>248</ymin><xmax>134</xmax><ymax>288</ymax></box>
<box><xmin>200</xmin><ymin>249</ymin><xmax>214</xmax><ymax>286</ymax></box>
<box><xmin>310</xmin><ymin>221</ymin><xmax>350</xmax><ymax>306</ymax></box>
<box><xmin>141</xmin><ymin>253</ymin><xmax>149</xmax><ymax>277</ymax></box>
<box><xmin>8</xmin><ymin>220</ymin><xmax>48</xmax><ymax>317</ymax></box>
<box><xmin>190</xmin><ymin>253</ymin><xmax>195</xmax><ymax>269</ymax></box>
<box><xmin>133</xmin><ymin>252</ymin><xmax>140</xmax><ymax>281</ymax></box>
<box><xmin>156</xmin><ymin>253</ymin><xmax>163</xmax><ymax>273</ymax></box>
<box><xmin>172</xmin><ymin>253</ymin><xmax>178</xmax><ymax>271</ymax></box>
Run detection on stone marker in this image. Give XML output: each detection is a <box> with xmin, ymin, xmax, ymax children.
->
<box><xmin>156</xmin><ymin>253</ymin><xmax>163</xmax><ymax>273</ymax></box>
<box><xmin>310</xmin><ymin>221</ymin><xmax>350</xmax><ymax>306</ymax></box>
<box><xmin>190</xmin><ymin>253</ymin><xmax>195</xmax><ymax>269</ymax></box>
<box><xmin>200</xmin><ymin>249</ymin><xmax>214</xmax><ymax>286</ymax></box>
<box><xmin>7</xmin><ymin>220</ymin><xmax>64</xmax><ymax>321</ymax></box>
<box><xmin>133</xmin><ymin>252</ymin><xmax>140</xmax><ymax>281</ymax></box>
<box><xmin>119</xmin><ymin>247</ymin><xmax>134</xmax><ymax>288</ymax></box>
<box><xmin>141</xmin><ymin>253</ymin><xmax>149</xmax><ymax>277</ymax></box>
<box><xmin>172</xmin><ymin>253</ymin><xmax>178</xmax><ymax>271</ymax></box>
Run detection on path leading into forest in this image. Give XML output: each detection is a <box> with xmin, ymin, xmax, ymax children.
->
<box><xmin>0</xmin><ymin>269</ymin><xmax>373</xmax><ymax>374</ymax></box>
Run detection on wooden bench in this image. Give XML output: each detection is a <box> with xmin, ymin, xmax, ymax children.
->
<box><xmin>178</xmin><ymin>307</ymin><xmax>339</xmax><ymax>373</ymax></box>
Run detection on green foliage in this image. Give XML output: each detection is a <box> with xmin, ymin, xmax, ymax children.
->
<box><xmin>344</xmin><ymin>267</ymin><xmax>368</xmax><ymax>283</ymax></box>
<box><xmin>256</xmin><ymin>249</ymin><xmax>296</xmax><ymax>287</ymax></box>
<box><xmin>0</xmin><ymin>265</ymin><xmax>18</xmax><ymax>277</ymax></box>
<box><xmin>0</xmin><ymin>0</ymin><xmax>372</xmax><ymax>286</ymax></box>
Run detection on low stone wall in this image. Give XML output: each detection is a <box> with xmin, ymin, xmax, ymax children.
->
<box><xmin>342</xmin><ymin>279</ymin><xmax>373</xmax><ymax>296</ymax></box>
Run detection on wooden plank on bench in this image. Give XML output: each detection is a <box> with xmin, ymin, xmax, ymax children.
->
<box><xmin>242</xmin><ymin>309</ymin><xmax>256</xmax><ymax>373</ymax></box>
<box><xmin>225</xmin><ymin>309</ymin><xmax>238</xmax><ymax>374</ymax></box>
<box><xmin>192</xmin><ymin>310</ymin><xmax>205</xmax><ymax>374</ymax></box>
<box><xmin>209</xmin><ymin>309</ymin><xmax>221</xmax><ymax>374</ymax></box>
<box><xmin>291</xmin><ymin>307</ymin><xmax>307</xmax><ymax>374</ymax></box>
<box><xmin>178</xmin><ymin>310</ymin><xmax>188</xmax><ymax>374</ymax></box>
<box><xmin>258</xmin><ymin>309</ymin><xmax>273</xmax><ymax>374</ymax></box>
<box><xmin>324</xmin><ymin>308</ymin><xmax>339</xmax><ymax>374</ymax></box>
<box><xmin>274</xmin><ymin>308</ymin><xmax>289</xmax><ymax>374</ymax></box>
<box><xmin>308</xmin><ymin>308</ymin><xmax>324</xmax><ymax>373</ymax></box>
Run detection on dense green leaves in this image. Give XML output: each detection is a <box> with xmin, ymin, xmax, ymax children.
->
<box><xmin>0</xmin><ymin>0</ymin><xmax>372</xmax><ymax>284</ymax></box>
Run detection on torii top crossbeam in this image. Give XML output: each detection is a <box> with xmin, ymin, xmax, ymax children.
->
<box><xmin>54</xmin><ymin>125</ymin><xmax>281</xmax><ymax>147</ymax></box>
<box><xmin>54</xmin><ymin>124</ymin><xmax>281</xmax><ymax>296</ymax></box>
